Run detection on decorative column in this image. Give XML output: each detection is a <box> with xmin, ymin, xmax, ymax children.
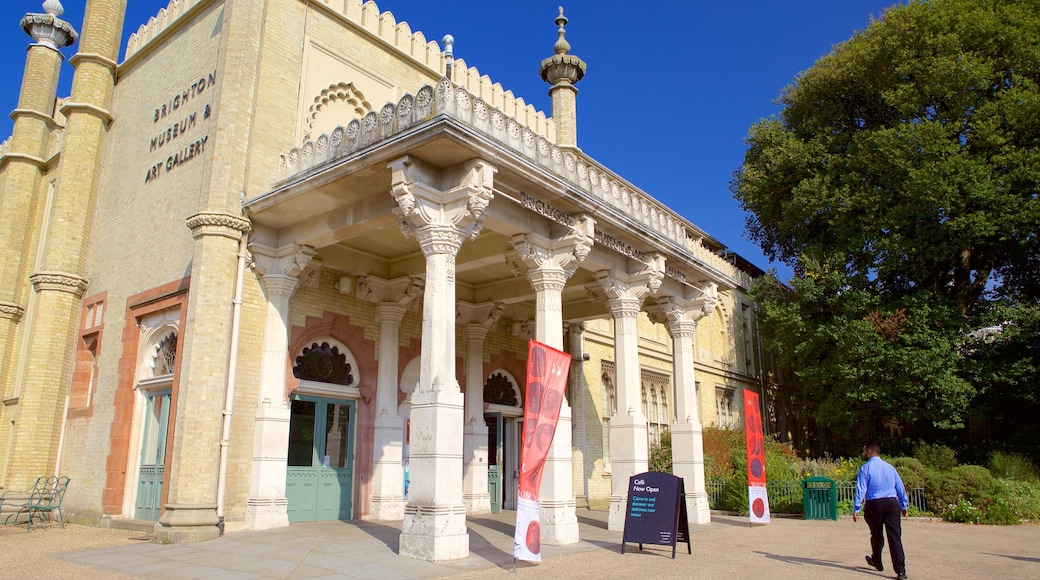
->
<box><xmin>357</xmin><ymin>275</ymin><xmax>424</xmax><ymax>520</ymax></box>
<box><xmin>244</xmin><ymin>243</ymin><xmax>316</xmax><ymax>530</ymax></box>
<box><xmin>0</xmin><ymin>1</ymin><xmax>77</xmax><ymax>488</ymax></box>
<box><xmin>3</xmin><ymin>0</ymin><xmax>124</xmax><ymax>490</ymax></box>
<box><xmin>590</xmin><ymin>258</ymin><xmax>665</xmax><ymax>531</ymax></box>
<box><xmin>458</xmin><ymin>301</ymin><xmax>504</xmax><ymax>515</ymax></box>
<box><xmin>390</xmin><ymin>155</ymin><xmax>496</xmax><ymax>561</ymax></box>
<box><xmin>647</xmin><ymin>283</ymin><xmax>718</xmax><ymax>526</ymax></box>
<box><xmin>506</xmin><ymin>218</ymin><xmax>593</xmax><ymax>545</ymax></box>
<box><xmin>154</xmin><ymin>213</ymin><xmax>250</xmax><ymax>543</ymax></box>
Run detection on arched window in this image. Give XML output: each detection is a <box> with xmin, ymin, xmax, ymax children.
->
<box><xmin>484</xmin><ymin>372</ymin><xmax>519</xmax><ymax>407</ymax></box>
<box><xmin>293</xmin><ymin>341</ymin><xmax>354</xmax><ymax>385</ymax></box>
<box><xmin>153</xmin><ymin>334</ymin><xmax>177</xmax><ymax>377</ymax></box>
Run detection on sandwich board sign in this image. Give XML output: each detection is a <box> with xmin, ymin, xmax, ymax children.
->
<box><xmin>621</xmin><ymin>471</ymin><xmax>691</xmax><ymax>559</ymax></box>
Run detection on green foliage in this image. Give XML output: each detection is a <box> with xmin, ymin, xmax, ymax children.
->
<box><xmin>648</xmin><ymin>430</ymin><xmax>673</xmax><ymax>473</ymax></box>
<box><xmin>733</xmin><ymin>0</ymin><xmax>1040</xmax><ymax>443</ymax></box>
<box><xmin>993</xmin><ymin>479</ymin><xmax>1040</xmax><ymax>520</ymax></box>
<box><xmin>942</xmin><ymin>499</ymin><xmax>984</xmax><ymax>524</ymax></box>
<box><xmin>924</xmin><ymin>464</ymin><xmax>995</xmax><ymax>509</ymax></box>
<box><xmin>889</xmin><ymin>457</ymin><xmax>927</xmax><ymax>490</ymax></box>
<box><xmin>913</xmin><ymin>442</ymin><xmax>958</xmax><ymax>471</ymax></box>
<box><xmin>988</xmin><ymin>452</ymin><xmax>1040</xmax><ymax>482</ymax></box>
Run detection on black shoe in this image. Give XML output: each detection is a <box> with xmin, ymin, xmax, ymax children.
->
<box><xmin>896</xmin><ymin>574</ymin><xmax>908</xmax><ymax>580</ymax></box>
<box><xmin>865</xmin><ymin>555</ymin><xmax>883</xmax><ymax>571</ymax></box>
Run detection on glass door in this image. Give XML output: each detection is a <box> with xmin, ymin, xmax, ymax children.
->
<box><xmin>485</xmin><ymin>413</ymin><xmax>503</xmax><ymax>513</ymax></box>
<box><xmin>135</xmin><ymin>389</ymin><xmax>170</xmax><ymax>521</ymax></box>
<box><xmin>285</xmin><ymin>396</ymin><xmax>355</xmax><ymax>522</ymax></box>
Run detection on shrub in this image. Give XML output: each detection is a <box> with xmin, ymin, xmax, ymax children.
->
<box><xmin>649</xmin><ymin>430</ymin><xmax>672</xmax><ymax>473</ymax></box>
<box><xmin>952</xmin><ymin>465</ymin><xmax>995</xmax><ymax>501</ymax></box>
<box><xmin>913</xmin><ymin>441</ymin><xmax>958</xmax><ymax>471</ymax></box>
<box><xmin>989</xmin><ymin>452</ymin><xmax>1040</xmax><ymax>482</ymax></box>
<box><xmin>942</xmin><ymin>499</ymin><xmax>982</xmax><ymax>524</ymax></box>
<box><xmin>993</xmin><ymin>479</ymin><xmax>1040</xmax><ymax>521</ymax></box>
<box><xmin>979</xmin><ymin>496</ymin><xmax>1021</xmax><ymax>525</ymax></box>
<box><xmin>889</xmin><ymin>457</ymin><xmax>927</xmax><ymax>490</ymax></box>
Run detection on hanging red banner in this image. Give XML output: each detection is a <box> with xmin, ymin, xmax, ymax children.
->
<box><xmin>744</xmin><ymin>389</ymin><xmax>771</xmax><ymax>524</ymax></box>
<box><xmin>513</xmin><ymin>340</ymin><xmax>571</xmax><ymax>562</ymax></box>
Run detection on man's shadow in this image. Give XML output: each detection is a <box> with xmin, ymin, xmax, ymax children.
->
<box><xmin>754</xmin><ymin>551</ymin><xmax>881</xmax><ymax>575</ymax></box>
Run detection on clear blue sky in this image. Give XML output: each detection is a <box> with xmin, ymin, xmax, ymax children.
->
<box><xmin>0</xmin><ymin>0</ymin><xmax>899</xmax><ymax>281</ymax></box>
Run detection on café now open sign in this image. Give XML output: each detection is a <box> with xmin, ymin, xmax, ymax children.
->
<box><xmin>621</xmin><ymin>471</ymin><xmax>691</xmax><ymax>559</ymax></box>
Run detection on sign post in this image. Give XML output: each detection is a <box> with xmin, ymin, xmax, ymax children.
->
<box><xmin>621</xmin><ymin>471</ymin><xmax>691</xmax><ymax>559</ymax></box>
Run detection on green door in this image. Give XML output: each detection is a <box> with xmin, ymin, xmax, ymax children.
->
<box><xmin>286</xmin><ymin>396</ymin><xmax>354</xmax><ymax>522</ymax></box>
<box><xmin>485</xmin><ymin>413</ymin><xmax>503</xmax><ymax>513</ymax></box>
<box><xmin>135</xmin><ymin>389</ymin><xmax>170</xmax><ymax>521</ymax></box>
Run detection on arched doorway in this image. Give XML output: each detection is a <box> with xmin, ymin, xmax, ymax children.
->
<box><xmin>128</xmin><ymin>311</ymin><xmax>179</xmax><ymax>522</ymax></box>
<box><xmin>483</xmin><ymin>370</ymin><xmax>523</xmax><ymax>512</ymax></box>
<box><xmin>285</xmin><ymin>338</ymin><xmax>359</xmax><ymax>522</ymax></box>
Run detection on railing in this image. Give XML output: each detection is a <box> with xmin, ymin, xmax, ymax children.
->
<box><xmin>706</xmin><ymin>479</ymin><xmax>929</xmax><ymax>513</ymax></box>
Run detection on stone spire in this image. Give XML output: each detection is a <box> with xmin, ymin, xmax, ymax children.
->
<box><xmin>21</xmin><ymin>0</ymin><xmax>78</xmax><ymax>51</ymax></box>
<box><xmin>540</xmin><ymin>6</ymin><xmax>586</xmax><ymax>149</ymax></box>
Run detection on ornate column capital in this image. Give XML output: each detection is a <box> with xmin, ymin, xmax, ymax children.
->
<box><xmin>458</xmin><ymin>301</ymin><xmax>505</xmax><ymax>342</ymax></box>
<box><xmin>0</xmin><ymin>301</ymin><xmax>25</xmax><ymax>322</ymax></box>
<box><xmin>186</xmin><ymin>211</ymin><xmax>251</xmax><ymax>241</ymax></box>
<box><xmin>506</xmin><ymin>216</ymin><xmax>595</xmax><ymax>281</ymax></box>
<box><xmin>249</xmin><ymin>243</ymin><xmax>316</xmax><ymax>299</ymax></box>
<box><xmin>586</xmin><ymin>256</ymin><xmax>666</xmax><ymax>319</ymax></box>
<box><xmin>389</xmin><ymin>155</ymin><xmax>497</xmax><ymax>256</ymax></box>
<box><xmin>358</xmin><ymin>275</ymin><xmax>424</xmax><ymax>308</ymax></box>
<box><xmin>647</xmin><ymin>283</ymin><xmax>718</xmax><ymax>336</ymax></box>
<box><xmin>29</xmin><ymin>271</ymin><xmax>88</xmax><ymax>297</ymax></box>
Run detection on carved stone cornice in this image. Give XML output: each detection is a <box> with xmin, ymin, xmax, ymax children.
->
<box><xmin>0</xmin><ymin>301</ymin><xmax>25</xmax><ymax>323</ymax></box>
<box><xmin>186</xmin><ymin>212</ymin><xmax>251</xmax><ymax>241</ymax></box>
<box><xmin>29</xmin><ymin>271</ymin><xmax>88</xmax><ymax>296</ymax></box>
<box><xmin>358</xmin><ymin>275</ymin><xmax>424</xmax><ymax>311</ymax></box>
<box><xmin>388</xmin><ymin>155</ymin><xmax>497</xmax><ymax>255</ymax></box>
<box><xmin>249</xmin><ymin>243</ymin><xmax>316</xmax><ymax>299</ymax></box>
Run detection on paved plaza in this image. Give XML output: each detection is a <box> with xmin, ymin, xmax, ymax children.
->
<box><xmin>1</xmin><ymin>510</ymin><xmax>1038</xmax><ymax>579</ymax></box>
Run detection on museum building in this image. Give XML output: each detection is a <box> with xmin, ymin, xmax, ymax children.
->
<box><xmin>0</xmin><ymin>0</ymin><xmax>781</xmax><ymax>560</ymax></box>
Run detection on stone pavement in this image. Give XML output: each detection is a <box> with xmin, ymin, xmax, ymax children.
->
<box><xmin>3</xmin><ymin>510</ymin><xmax>1039</xmax><ymax>579</ymax></box>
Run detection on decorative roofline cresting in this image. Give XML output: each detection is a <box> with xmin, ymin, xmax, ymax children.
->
<box><xmin>275</xmin><ymin>78</ymin><xmax>752</xmax><ymax>287</ymax></box>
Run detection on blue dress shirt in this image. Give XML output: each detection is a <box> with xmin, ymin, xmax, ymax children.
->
<box><xmin>854</xmin><ymin>456</ymin><xmax>909</xmax><ymax>513</ymax></box>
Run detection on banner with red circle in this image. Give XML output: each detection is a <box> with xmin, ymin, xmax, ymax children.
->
<box><xmin>513</xmin><ymin>340</ymin><xmax>572</xmax><ymax>562</ymax></box>
<box><xmin>744</xmin><ymin>389</ymin><xmax>771</xmax><ymax>524</ymax></box>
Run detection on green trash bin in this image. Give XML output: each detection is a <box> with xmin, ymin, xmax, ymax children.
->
<box><xmin>802</xmin><ymin>476</ymin><xmax>838</xmax><ymax>520</ymax></box>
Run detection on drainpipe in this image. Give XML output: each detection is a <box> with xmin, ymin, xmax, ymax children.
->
<box><xmin>54</xmin><ymin>394</ymin><xmax>71</xmax><ymax>477</ymax></box>
<box><xmin>216</xmin><ymin>233</ymin><xmax>248</xmax><ymax>534</ymax></box>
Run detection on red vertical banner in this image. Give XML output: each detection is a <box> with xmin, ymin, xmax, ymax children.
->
<box><xmin>744</xmin><ymin>389</ymin><xmax>771</xmax><ymax>524</ymax></box>
<box><xmin>513</xmin><ymin>340</ymin><xmax>571</xmax><ymax>562</ymax></box>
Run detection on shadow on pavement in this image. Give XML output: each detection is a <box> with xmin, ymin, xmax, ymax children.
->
<box><xmin>754</xmin><ymin>551</ymin><xmax>877</xmax><ymax>575</ymax></box>
<box><xmin>983</xmin><ymin>552</ymin><xmax>1040</xmax><ymax>564</ymax></box>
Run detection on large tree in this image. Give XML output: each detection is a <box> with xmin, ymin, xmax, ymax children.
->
<box><xmin>733</xmin><ymin>0</ymin><xmax>1040</xmax><ymax>444</ymax></box>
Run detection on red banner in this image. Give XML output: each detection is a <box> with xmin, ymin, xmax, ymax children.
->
<box><xmin>744</xmin><ymin>389</ymin><xmax>771</xmax><ymax>524</ymax></box>
<box><xmin>514</xmin><ymin>340</ymin><xmax>571</xmax><ymax>562</ymax></box>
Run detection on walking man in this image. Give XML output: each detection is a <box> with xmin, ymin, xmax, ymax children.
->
<box><xmin>853</xmin><ymin>442</ymin><xmax>909</xmax><ymax>580</ymax></box>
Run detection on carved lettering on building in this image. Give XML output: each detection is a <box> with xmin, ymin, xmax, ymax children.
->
<box><xmin>595</xmin><ymin>229</ymin><xmax>648</xmax><ymax>264</ymax></box>
<box><xmin>666</xmin><ymin>265</ymin><xmax>687</xmax><ymax>284</ymax></box>
<box><xmin>144</xmin><ymin>70</ymin><xmax>217</xmax><ymax>184</ymax></box>
<box><xmin>520</xmin><ymin>192</ymin><xmax>575</xmax><ymax>227</ymax></box>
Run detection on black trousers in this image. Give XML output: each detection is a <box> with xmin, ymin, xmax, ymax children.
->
<box><xmin>864</xmin><ymin>497</ymin><xmax>906</xmax><ymax>574</ymax></box>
